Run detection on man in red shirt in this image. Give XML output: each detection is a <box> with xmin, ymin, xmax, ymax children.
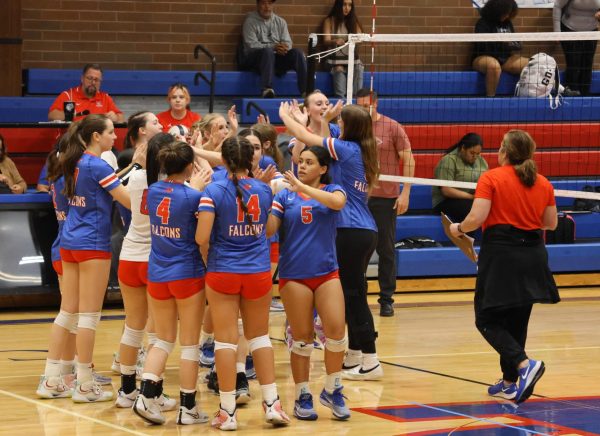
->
<box><xmin>48</xmin><ymin>63</ymin><xmax>124</xmax><ymax>123</ymax></box>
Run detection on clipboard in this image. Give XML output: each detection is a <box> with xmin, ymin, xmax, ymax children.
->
<box><xmin>441</xmin><ymin>213</ymin><xmax>478</xmax><ymax>263</ymax></box>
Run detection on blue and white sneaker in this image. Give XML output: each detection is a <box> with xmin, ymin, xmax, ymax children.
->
<box><xmin>293</xmin><ymin>393</ymin><xmax>318</xmax><ymax>421</ymax></box>
<box><xmin>515</xmin><ymin>359</ymin><xmax>545</xmax><ymax>404</ymax></box>
<box><xmin>245</xmin><ymin>354</ymin><xmax>256</xmax><ymax>380</ymax></box>
<box><xmin>487</xmin><ymin>379</ymin><xmax>517</xmax><ymax>400</ymax></box>
<box><xmin>270</xmin><ymin>298</ymin><xmax>285</xmax><ymax>312</ymax></box>
<box><xmin>319</xmin><ymin>387</ymin><xmax>350</xmax><ymax>420</ymax></box>
<box><xmin>199</xmin><ymin>340</ymin><xmax>215</xmax><ymax>368</ymax></box>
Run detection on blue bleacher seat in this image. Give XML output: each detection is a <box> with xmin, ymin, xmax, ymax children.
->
<box><xmin>237</xmin><ymin>96</ymin><xmax>600</xmax><ymax>124</ymax></box>
<box><xmin>0</xmin><ymin>97</ymin><xmax>56</xmax><ymax>123</ymax></box>
<box><xmin>25</xmin><ymin>69</ymin><xmax>333</xmax><ymax>97</ymax></box>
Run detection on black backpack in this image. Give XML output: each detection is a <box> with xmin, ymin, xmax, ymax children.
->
<box><xmin>545</xmin><ymin>212</ymin><xmax>575</xmax><ymax>244</ymax></box>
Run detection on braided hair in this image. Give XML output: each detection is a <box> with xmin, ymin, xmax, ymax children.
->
<box><xmin>221</xmin><ymin>136</ymin><xmax>257</xmax><ymax>234</ymax></box>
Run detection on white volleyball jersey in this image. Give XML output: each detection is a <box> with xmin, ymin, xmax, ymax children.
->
<box><xmin>120</xmin><ymin>169</ymin><xmax>151</xmax><ymax>261</ymax></box>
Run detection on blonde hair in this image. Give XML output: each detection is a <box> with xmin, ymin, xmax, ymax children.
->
<box><xmin>195</xmin><ymin>113</ymin><xmax>225</xmax><ymax>139</ymax></box>
<box><xmin>166</xmin><ymin>83</ymin><xmax>191</xmax><ymax>109</ymax></box>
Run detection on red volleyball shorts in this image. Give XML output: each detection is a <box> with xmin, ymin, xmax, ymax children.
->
<box><xmin>147</xmin><ymin>277</ymin><xmax>205</xmax><ymax>301</ymax></box>
<box><xmin>60</xmin><ymin>248</ymin><xmax>111</xmax><ymax>263</ymax></box>
<box><xmin>279</xmin><ymin>270</ymin><xmax>340</xmax><ymax>293</ymax></box>
<box><xmin>118</xmin><ymin>260</ymin><xmax>148</xmax><ymax>288</ymax></box>
<box><xmin>52</xmin><ymin>260</ymin><xmax>63</xmax><ymax>276</ymax></box>
<box><xmin>270</xmin><ymin>242</ymin><xmax>280</xmax><ymax>264</ymax></box>
<box><xmin>206</xmin><ymin>271</ymin><xmax>272</xmax><ymax>300</ymax></box>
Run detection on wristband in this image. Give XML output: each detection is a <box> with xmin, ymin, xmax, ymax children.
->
<box><xmin>132</xmin><ymin>163</ymin><xmax>143</xmax><ymax>171</ymax></box>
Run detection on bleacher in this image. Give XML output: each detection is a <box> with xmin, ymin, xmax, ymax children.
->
<box><xmin>1</xmin><ymin>67</ymin><xmax>599</xmax><ymax>278</ymax></box>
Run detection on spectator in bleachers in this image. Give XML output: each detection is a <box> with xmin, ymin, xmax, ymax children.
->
<box><xmin>48</xmin><ymin>63</ymin><xmax>124</xmax><ymax>123</ymax></box>
<box><xmin>471</xmin><ymin>0</ymin><xmax>528</xmax><ymax>97</ymax></box>
<box><xmin>0</xmin><ymin>134</ymin><xmax>27</xmax><ymax>194</ymax></box>
<box><xmin>432</xmin><ymin>133</ymin><xmax>488</xmax><ymax>227</ymax></box>
<box><xmin>553</xmin><ymin>0</ymin><xmax>600</xmax><ymax>96</ymax></box>
<box><xmin>356</xmin><ymin>89</ymin><xmax>414</xmax><ymax>318</ymax></box>
<box><xmin>322</xmin><ymin>0</ymin><xmax>364</xmax><ymax>98</ymax></box>
<box><xmin>239</xmin><ymin>0</ymin><xmax>307</xmax><ymax>98</ymax></box>
<box><xmin>157</xmin><ymin>83</ymin><xmax>201</xmax><ymax>132</ymax></box>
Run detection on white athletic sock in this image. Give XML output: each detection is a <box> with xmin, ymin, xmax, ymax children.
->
<box><xmin>76</xmin><ymin>362</ymin><xmax>93</xmax><ymax>384</ymax></box>
<box><xmin>200</xmin><ymin>330</ymin><xmax>214</xmax><ymax>345</ymax></box>
<box><xmin>142</xmin><ymin>372</ymin><xmax>161</xmax><ymax>383</ymax></box>
<box><xmin>260</xmin><ymin>383</ymin><xmax>278</xmax><ymax>405</ymax></box>
<box><xmin>120</xmin><ymin>364</ymin><xmax>136</xmax><ymax>376</ymax></box>
<box><xmin>236</xmin><ymin>362</ymin><xmax>246</xmax><ymax>373</ymax></box>
<box><xmin>219</xmin><ymin>390</ymin><xmax>236</xmax><ymax>414</ymax></box>
<box><xmin>324</xmin><ymin>372</ymin><xmax>342</xmax><ymax>394</ymax></box>
<box><xmin>362</xmin><ymin>353</ymin><xmax>380</xmax><ymax>370</ymax></box>
<box><xmin>60</xmin><ymin>359</ymin><xmax>75</xmax><ymax>376</ymax></box>
<box><xmin>344</xmin><ymin>349</ymin><xmax>362</xmax><ymax>366</ymax></box>
<box><xmin>44</xmin><ymin>359</ymin><xmax>61</xmax><ymax>378</ymax></box>
<box><xmin>295</xmin><ymin>382</ymin><xmax>311</xmax><ymax>399</ymax></box>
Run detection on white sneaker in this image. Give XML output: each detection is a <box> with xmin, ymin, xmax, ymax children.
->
<box><xmin>157</xmin><ymin>393</ymin><xmax>177</xmax><ymax>411</ymax></box>
<box><xmin>115</xmin><ymin>388</ymin><xmax>137</xmax><ymax>408</ymax></box>
<box><xmin>111</xmin><ymin>352</ymin><xmax>121</xmax><ymax>374</ymax></box>
<box><xmin>36</xmin><ymin>375</ymin><xmax>71</xmax><ymax>399</ymax></box>
<box><xmin>177</xmin><ymin>405</ymin><xmax>209</xmax><ymax>425</ymax></box>
<box><xmin>72</xmin><ymin>380</ymin><xmax>113</xmax><ymax>402</ymax></box>
<box><xmin>211</xmin><ymin>407</ymin><xmax>237</xmax><ymax>431</ymax></box>
<box><xmin>133</xmin><ymin>394</ymin><xmax>165</xmax><ymax>425</ymax></box>
<box><xmin>342</xmin><ymin>364</ymin><xmax>383</xmax><ymax>381</ymax></box>
<box><xmin>263</xmin><ymin>397</ymin><xmax>290</xmax><ymax>426</ymax></box>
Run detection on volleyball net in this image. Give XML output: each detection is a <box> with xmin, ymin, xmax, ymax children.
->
<box><xmin>313</xmin><ymin>31</ymin><xmax>600</xmax><ymax>205</ymax></box>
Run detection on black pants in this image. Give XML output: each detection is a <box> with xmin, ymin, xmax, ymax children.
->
<box><xmin>239</xmin><ymin>47</ymin><xmax>307</xmax><ymax>94</ymax></box>
<box><xmin>368</xmin><ymin>197</ymin><xmax>397</xmax><ymax>304</ymax></box>
<box><xmin>336</xmin><ymin>228</ymin><xmax>378</xmax><ymax>353</ymax></box>
<box><xmin>561</xmin><ymin>24</ymin><xmax>598</xmax><ymax>95</ymax></box>
<box><xmin>475</xmin><ymin>304</ymin><xmax>532</xmax><ymax>382</ymax></box>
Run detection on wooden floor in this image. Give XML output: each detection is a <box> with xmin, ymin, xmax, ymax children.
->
<box><xmin>1</xmin><ymin>283</ymin><xmax>600</xmax><ymax>435</ymax></box>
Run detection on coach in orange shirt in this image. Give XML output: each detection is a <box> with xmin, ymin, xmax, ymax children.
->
<box><xmin>48</xmin><ymin>63</ymin><xmax>124</xmax><ymax>123</ymax></box>
<box><xmin>450</xmin><ymin>129</ymin><xmax>559</xmax><ymax>405</ymax></box>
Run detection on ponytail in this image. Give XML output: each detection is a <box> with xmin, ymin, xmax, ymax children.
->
<box><xmin>502</xmin><ymin>129</ymin><xmax>537</xmax><ymax>187</ymax></box>
<box><xmin>62</xmin><ymin>114</ymin><xmax>109</xmax><ymax>198</ymax></box>
<box><xmin>146</xmin><ymin>132</ymin><xmax>175</xmax><ymax>186</ymax></box>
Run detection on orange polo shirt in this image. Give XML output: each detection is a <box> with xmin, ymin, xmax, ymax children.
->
<box><xmin>49</xmin><ymin>86</ymin><xmax>122</xmax><ymax>121</ymax></box>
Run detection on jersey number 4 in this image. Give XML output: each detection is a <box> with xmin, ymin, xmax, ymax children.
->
<box><xmin>236</xmin><ymin>194</ymin><xmax>260</xmax><ymax>223</ymax></box>
<box><xmin>156</xmin><ymin>197</ymin><xmax>171</xmax><ymax>225</ymax></box>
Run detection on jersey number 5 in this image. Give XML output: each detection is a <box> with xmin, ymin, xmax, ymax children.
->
<box><xmin>156</xmin><ymin>197</ymin><xmax>171</xmax><ymax>225</ymax></box>
<box><xmin>236</xmin><ymin>194</ymin><xmax>260</xmax><ymax>223</ymax></box>
<box><xmin>301</xmin><ymin>206</ymin><xmax>313</xmax><ymax>224</ymax></box>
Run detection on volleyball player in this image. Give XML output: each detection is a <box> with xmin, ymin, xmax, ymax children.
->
<box><xmin>196</xmin><ymin>137</ymin><xmax>290</xmax><ymax>431</ymax></box>
<box><xmin>267</xmin><ymin>146</ymin><xmax>351</xmax><ymax>420</ymax></box>
<box><xmin>115</xmin><ymin>132</ymin><xmax>179</xmax><ymax>412</ymax></box>
<box><xmin>279</xmin><ymin>100</ymin><xmax>383</xmax><ymax>381</ymax></box>
<box><xmin>132</xmin><ymin>141</ymin><xmax>211</xmax><ymax>425</ymax></box>
<box><xmin>38</xmin><ymin>114</ymin><xmax>136</xmax><ymax>402</ymax></box>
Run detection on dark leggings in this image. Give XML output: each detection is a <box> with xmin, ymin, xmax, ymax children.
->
<box><xmin>561</xmin><ymin>23</ymin><xmax>598</xmax><ymax>95</ymax></box>
<box><xmin>336</xmin><ymin>228</ymin><xmax>378</xmax><ymax>354</ymax></box>
<box><xmin>475</xmin><ymin>304</ymin><xmax>532</xmax><ymax>382</ymax></box>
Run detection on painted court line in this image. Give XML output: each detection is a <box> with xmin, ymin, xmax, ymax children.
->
<box><xmin>0</xmin><ymin>388</ymin><xmax>150</xmax><ymax>436</ymax></box>
<box><xmin>380</xmin><ymin>345</ymin><xmax>600</xmax><ymax>359</ymax></box>
<box><xmin>406</xmin><ymin>400</ymin><xmax>552</xmax><ymax>436</ymax></box>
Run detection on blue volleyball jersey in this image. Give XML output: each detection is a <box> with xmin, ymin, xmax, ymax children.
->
<box><xmin>60</xmin><ymin>152</ymin><xmax>121</xmax><ymax>251</ymax></box>
<box><xmin>259</xmin><ymin>155</ymin><xmax>277</xmax><ymax>170</ymax></box>
<box><xmin>198</xmin><ymin>177</ymin><xmax>272</xmax><ymax>273</ymax></box>
<box><xmin>147</xmin><ymin>180</ymin><xmax>205</xmax><ymax>282</ymax></box>
<box><xmin>38</xmin><ymin>163</ymin><xmax>49</xmax><ymax>187</ymax></box>
<box><xmin>323</xmin><ymin>137</ymin><xmax>377</xmax><ymax>231</ymax></box>
<box><xmin>272</xmin><ymin>184</ymin><xmax>345</xmax><ymax>279</ymax></box>
<box><xmin>50</xmin><ymin>176</ymin><xmax>68</xmax><ymax>262</ymax></box>
<box><xmin>211</xmin><ymin>165</ymin><xmax>228</xmax><ymax>182</ymax></box>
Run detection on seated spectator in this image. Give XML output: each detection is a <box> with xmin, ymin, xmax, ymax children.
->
<box><xmin>432</xmin><ymin>133</ymin><xmax>488</xmax><ymax>226</ymax></box>
<box><xmin>48</xmin><ymin>63</ymin><xmax>124</xmax><ymax>123</ymax></box>
<box><xmin>322</xmin><ymin>0</ymin><xmax>364</xmax><ymax>98</ymax></box>
<box><xmin>0</xmin><ymin>134</ymin><xmax>27</xmax><ymax>194</ymax></box>
<box><xmin>238</xmin><ymin>0</ymin><xmax>307</xmax><ymax>98</ymax></box>
<box><xmin>472</xmin><ymin>0</ymin><xmax>528</xmax><ymax>97</ymax></box>
<box><xmin>156</xmin><ymin>83</ymin><xmax>201</xmax><ymax>132</ymax></box>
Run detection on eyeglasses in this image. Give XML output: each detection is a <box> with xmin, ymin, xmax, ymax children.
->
<box><xmin>84</xmin><ymin>76</ymin><xmax>102</xmax><ymax>83</ymax></box>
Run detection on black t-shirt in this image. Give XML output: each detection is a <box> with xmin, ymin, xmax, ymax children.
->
<box><xmin>472</xmin><ymin>18</ymin><xmax>522</xmax><ymax>64</ymax></box>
